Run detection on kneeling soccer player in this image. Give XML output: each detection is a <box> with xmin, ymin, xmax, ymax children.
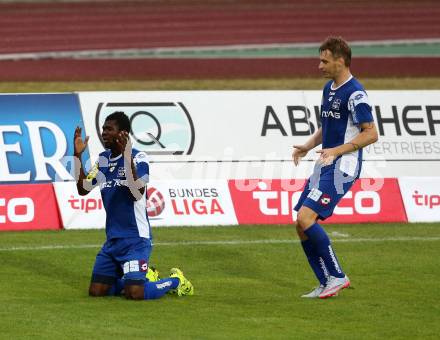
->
<box><xmin>73</xmin><ymin>111</ymin><xmax>193</xmax><ymax>300</ymax></box>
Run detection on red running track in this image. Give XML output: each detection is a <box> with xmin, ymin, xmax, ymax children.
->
<box><xmin>1</xmin><ymin>0</ymin><xmax>439</xmax><ymax>53</ymax></box>
<box><xmin>0</xmin><ymin>0</ymin><xmax>439</xmax><ymax>80</ymax></box>
<box><xmin>2</xmin><ymin>57</ymin><xmax>440</xmax><ymax>81</ymax></box>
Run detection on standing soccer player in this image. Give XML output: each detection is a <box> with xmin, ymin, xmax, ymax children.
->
<box><xmin>292</xmin><ymin>37</ymin><xmax>378</xmax><ymax>299</ymax></box>
<box><xmin>74</xmin><ymin>111</ymin><xmax>193</xmax><ymax>300</ymax></box>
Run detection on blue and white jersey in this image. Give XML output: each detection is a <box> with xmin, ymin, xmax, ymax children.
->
<box><xmin>88</xmin><ymin>148</ymin><xmax>151</xmax><ymax>240</ymax></box>
<box><xmin>320</xmin><ymin>76</ymin><xmax>374</xmax><ymax>177</ymax></box>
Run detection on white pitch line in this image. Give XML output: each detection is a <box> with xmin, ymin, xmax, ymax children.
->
<box><xmin>0</xmin><ymin>244</ymin><xmax>102</xmax><ymax>252</ymax></box>
<box><xmin>0</xmin><ymin>236</ymin><xmax>439</xmax><ymax>252</ymax></box>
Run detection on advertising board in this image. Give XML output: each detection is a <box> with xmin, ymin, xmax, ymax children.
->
<box><xmin>0</xmin><ymin>93</ymin><xmax>88</xmax><ymax>184</ymax></box>
<box><xmin>0</xmin><ymin>183</ymin><xmax>61</xmax><ymax>231</ymax></box>
<box><xmin>399</xmin><ymin>177</ymin><xmax>440</xmax><ymax>222</ymax></box>
<box><xmin>78</xmin><ymin>91</ymin><xmax>440</xmax><ymax>180</ymax></box>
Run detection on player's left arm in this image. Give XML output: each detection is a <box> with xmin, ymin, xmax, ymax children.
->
<box><xmin>126</xmin><ymin>154</ymin><xmax>146</xmax><ymax>200</ymax></box>
<box><xmin>117</xmin><ymin>131</ymin><xmax>148</xmax><ymax>201</ymax></box>
<box><xmin>341</xmin><ymin>91</ymin><xmax>379</xmax><ymax>154</ymax></box>
<box><xmin>322</xmin><ymin>120</ymin><xmax>378</xmax><ymax>157</ymax></box>
<box><xmin>317</xmin><ymin>91</ymin><xmax>378</xmax><ymax>164</ymax></box>
<box><xmin>317</xmin><ymin>122</ymin><xmax>378</xmax><ymax>164</ymax></box>
<box><xmin>342</xmin><ymin>121</ymin><xmax>378</xmax><ymax>153</ymax></box>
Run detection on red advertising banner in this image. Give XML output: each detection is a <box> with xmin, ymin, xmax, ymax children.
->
<box><xmin>0</xmin><ymin>184</ymin><xmax>61</xmax><ymax>231</ymax></box>
<box><xmin>228</xmin><ymin>178</ymin><xmax>407</xmax><ymax>225</ymax></box>
<box><xmin>325</xmin><ymin>178</ymin><xmax>407</xmax><ymax>224</ymax></box>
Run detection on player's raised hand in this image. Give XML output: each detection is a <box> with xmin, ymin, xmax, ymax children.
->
<box><xmin>292</xmin><ymin>145</ymin><xmax>309</xmax><ymax>166</ymax></box>
<box><xmin>74</xmin><ymin>126</ymin><xmax>89</xmax><ymax>157</ymax></box>
<box><xmin>116</xmin><ymin>131</ymin><xmax>132</xmax><ymax>157</ymax></box>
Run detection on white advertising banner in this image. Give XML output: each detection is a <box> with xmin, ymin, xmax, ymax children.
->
<box><xmin>77</xmin><ymin>91</ymin><xmax>440</xmax><ymax>179</ymax></box>
<box><xmin>398</xmin><ymin>177</ymin><xmax>440</xmax><ymax>222</ymax></box>
<box><xmin>54</xmin><ymin>180</ymin><xmax>237</xmax><ymax>229</ymax></box>
<box><xmin>147</xmin><ymin>179</ymin><xmax>237</xmax><ymax>226</ymax></box>
<box><xmin>54</xmin><ymin>182</ymin><xmax>106</xmax><ymax>229</ymax></box>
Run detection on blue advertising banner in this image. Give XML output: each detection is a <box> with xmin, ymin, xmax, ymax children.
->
<box><xmin>0</xmin><ymin>93</ymin><xmax>88</xmax><ymax>184</ymax></box>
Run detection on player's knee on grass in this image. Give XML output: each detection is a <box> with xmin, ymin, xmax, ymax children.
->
<box><xmin>124</xmin><ymin>281</ymin><xmax>145</xmax><ymax>300</ymax></box>
<box><xmin>89</xmin><ymin>282</ymin><xmax>112</xmax><ymax>297</ymax></box>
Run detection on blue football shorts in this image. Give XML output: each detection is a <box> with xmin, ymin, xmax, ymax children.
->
<box><xmin>294</xmin><ymin>163</ymin><xmax>357</xmax><ymax>220</ymax></box>
<box><xmin>91</xmin><ymin>237</ymin><xmax>152</xmax><ymax>285</ymax></box>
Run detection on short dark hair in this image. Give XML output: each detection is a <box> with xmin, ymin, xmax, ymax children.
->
<box><xmin>319</xmin><ymin>36</ymin><xmax>351</xmax><ymax>67</ymax></box>
<box><xmin>105</xmin><ymin>111</ymin><xmax>131</xmax><ymax>133</ymax></box>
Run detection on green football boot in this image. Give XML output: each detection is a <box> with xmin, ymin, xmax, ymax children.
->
<box><xmin>169</xmin><ymin>268</ymin><xmax>194</xmax><ymax>296</ymax></box>
<box><xmin>146</xmin><ymin>266</ymin><xmax>160</xmax><ymax>282</ymax></box>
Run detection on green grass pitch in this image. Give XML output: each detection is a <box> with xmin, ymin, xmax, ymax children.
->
<box><xmin>1</xmin><ymin>72</ymin><xmax>439</xmax><ymax>339</ymax></box>
<box><xmin>1</xmin><ymin>223</ymin><xmax>439</xmax><ymax>339</ymax></box>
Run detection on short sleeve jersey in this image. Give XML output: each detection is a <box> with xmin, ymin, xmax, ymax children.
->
<box><xmin>88</xmin><ymin>148</ymin><xmax>151</xmax><ymax>240</ymax></box>
<box><xmin>320</xmin><ymin>76</ymin><xmax>374</xmax><ymax>176</ymax></box>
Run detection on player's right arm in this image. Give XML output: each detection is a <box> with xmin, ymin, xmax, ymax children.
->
<box><xmin>292</xmin><ymin>127</ymin><xmax>322</xmax><ymax>166</ymax></box>
<box><xmin>73</xmin><ymin>126</ymin><xmax>92</xmax><ymax>196</ymax></box>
